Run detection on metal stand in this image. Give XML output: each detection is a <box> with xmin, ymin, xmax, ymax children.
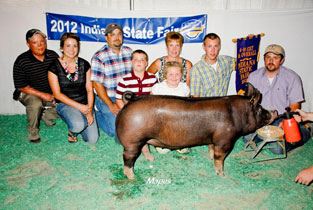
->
<box><xmin>244</xmin><ymin>133</ymin><xmax>287</xmax><ymax>162</ymax></box>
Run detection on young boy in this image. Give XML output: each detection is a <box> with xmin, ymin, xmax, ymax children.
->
<box><xmin>116</xmin><ymin>49</ymin><xmax>157</xmax><ymax>108</ymax></box>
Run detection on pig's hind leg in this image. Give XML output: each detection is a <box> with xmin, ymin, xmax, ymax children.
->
<box><xmin>123</xmin><ymin>144</ymin><xmax>143</xmax><ymax>180</ymax></box>
<box><xmin>141</xmin><ymin>144</ymin><xmax>155</xmax><ymax>161</ymax></box>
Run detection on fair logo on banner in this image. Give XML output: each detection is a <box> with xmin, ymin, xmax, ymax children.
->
<box><xmin>181</xmin><ymin>19</ymin><xmax>205</xmax><ymax>39</ymax></box>
<box><xmin>46</xmin><ymin>13</ymin><xmax>207</xmax><ymax>44</ymax></box>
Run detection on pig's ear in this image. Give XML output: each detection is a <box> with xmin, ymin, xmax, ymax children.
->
<box><xmin>245</xmin><ymin>82</ymin><xmax>262</xmax><ymax>106</ymax></box>
<box><xmin>244</xmin><ymin>82</ymin><xmax>255</xmax><ymax>97</ymax></box>
<box><xmin>251</xmin><ymin>90</ymin><xmax>262</xmax><ymax>107</ymax></box>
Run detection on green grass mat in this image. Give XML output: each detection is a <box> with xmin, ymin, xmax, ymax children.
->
<box><xmin>0</xmin><ymin>115</ymin><xmax>312</xmax><ymax>209</ymax></box>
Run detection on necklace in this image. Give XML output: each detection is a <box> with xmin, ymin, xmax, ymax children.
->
<box><xmin>62</xmin><ymin>56</ymin><xmax>79</xmax><ymax>81</ymax></box>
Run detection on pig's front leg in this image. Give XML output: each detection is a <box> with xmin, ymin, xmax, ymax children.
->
<box><xmin>213</xmin><ymin>145</ymin><xmax>228</xmax><ymax>176</ymax></box>
<box><xmin>208</xmin><ymin>144</ymin><xmax>214</xmax><ymax>160</ymax></box>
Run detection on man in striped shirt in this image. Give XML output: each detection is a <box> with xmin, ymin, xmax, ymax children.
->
<box><xmin>190</xmin><ymin>33</ymin><xmax>235</xmax><ymax>97</ymax></box>
<box><xmin>115</xmin><ymin>50</ymin><xmax>157</xmax><ymax>109</ymax></box>
<box><xmin>13</xmin><ymin>29</ymin><xmax>59</xmax><ymax>143</ymax></box>
<box><xmin>91</xmin><ymin>23</ymin><xmax>132</xmax><ymax>137</ymax></box>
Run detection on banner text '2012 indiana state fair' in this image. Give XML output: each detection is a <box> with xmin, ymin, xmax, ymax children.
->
<box><xmin>46</xmin><ymin>13</ymin><xmax>207</xmax><ymax>45</ymax></box>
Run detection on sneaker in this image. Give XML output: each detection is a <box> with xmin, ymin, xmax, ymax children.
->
<box><xmin>156</xmin><ymin>147</ymin><xmax>170</xmax><ymax>154</ymax></box>
<box><xmin>176</xmin><ymin>148</ymin><xmax>191</xmax><ymax>154</ymax></box>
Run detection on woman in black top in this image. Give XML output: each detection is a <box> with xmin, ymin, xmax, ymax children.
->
<box><xmin>48</xmin><ymin>33</ymin><xmax>99</xmax><ymax>143</ymax></box>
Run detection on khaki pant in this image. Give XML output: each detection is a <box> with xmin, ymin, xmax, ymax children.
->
<box><xmin>18</xmin><ymin>92</ymin><xmax>58</xmax><ymax>140</ymax></box>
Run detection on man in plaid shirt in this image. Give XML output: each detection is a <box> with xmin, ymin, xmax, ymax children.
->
<box><xmin>190</xmin><ymin>33</ymin><xmax>235</xmax><ymax>97</ymax></box>
<box><xmin>91</xmin><ymin>23</ymin><xmax>132</xmax><ymax>137</ymax></box>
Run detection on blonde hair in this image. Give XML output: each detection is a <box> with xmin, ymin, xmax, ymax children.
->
<box><xmin>162</xmin><ymin>61</ymin><xmax>184</xmax><ymax>81</ymax></box>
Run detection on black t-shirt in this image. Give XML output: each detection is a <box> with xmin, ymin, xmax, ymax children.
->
<box><xmin>13</xmin><ymin>49</ymin><xmax>59</xmax><ymax>93</ymax></box>
<box><xmin>49</xmin><ymin>57</ymin><xmax>90</xmax><ymax>105</ymax></box>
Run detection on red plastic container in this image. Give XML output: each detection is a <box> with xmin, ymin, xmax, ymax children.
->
<box><xmin>283</xmin><ymin>118</ymin><xmax>301</xmax><ymax>143</ymax></box>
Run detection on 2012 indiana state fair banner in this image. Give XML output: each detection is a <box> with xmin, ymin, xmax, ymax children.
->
<box><xmin>235</xmin><ymin>34</ymin><xmax>262</xmax><ymax>94</ymax></box>
<box><xmin>46</xmin><ymin>12</ymin><xmax>207</xmax><ymax>44</ymax></box>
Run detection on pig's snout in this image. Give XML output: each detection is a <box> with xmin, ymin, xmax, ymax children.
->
<box><xmin>269</xmin><ymin>110</ymin><xmax>278</xmax><ymax>123</ymax></box>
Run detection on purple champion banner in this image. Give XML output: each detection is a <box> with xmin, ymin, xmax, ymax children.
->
<box><xmin>46</xmin><ymin>12</ymin><xmax>207</xmax><ymax>44</ymax></box>
<box><xmin>235</xmin><ymin>35</ymin><xmax>262</xmax><ymax>94</ymax></box>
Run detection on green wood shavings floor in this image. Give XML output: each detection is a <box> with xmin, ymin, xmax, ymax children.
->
<box><xmin>0</xmin><ymin>115</ymin><xmax>312</xmax><ymax>209</ymax></box>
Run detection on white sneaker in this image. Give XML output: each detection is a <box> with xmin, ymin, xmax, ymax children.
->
<box><xmin>176</xmin><ymin>148</ymin><xmax>191</xmax><ymax>154</ymax></box>
<box><xmin>156</xmin><ymin>147</ymin><xmax>170</xmax><ymax>154</ymax></box>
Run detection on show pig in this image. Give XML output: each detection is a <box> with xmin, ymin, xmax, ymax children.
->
<box><xmin>116</xmin><ymin>83</ymin><xmax>278</xmax><ymax>179</ymax></box>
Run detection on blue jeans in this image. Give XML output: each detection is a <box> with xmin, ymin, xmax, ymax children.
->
<box><xmin>244</xmin><ymin>118</ymin><xmax>311</xmax><ymax>154</ymax></box>
<box><xmin>56</xmin><ymin>103</ymin><xmax>99</xmax><ymax>144</ymax></box>
<box><xmin>94</xmin><ymin>95</ymin><xmax>116</xmax><ymax>137</ymax></box>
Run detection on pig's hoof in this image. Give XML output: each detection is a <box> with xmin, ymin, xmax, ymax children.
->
<box><xmin>125</xmin><ymin>173</ymin><xmax>135</xmax><ymax>180</ymax></box>
<box><xmin>215</xmin><ymin>169</ymin><xmax>225</xmax><ymax>177</ymax></box>
<box><xmin>124</xmin><ymin>166</ymin><xmax>135</xmax><ymax>180</ymax></box>
<box><xmin>145</xmin><ymin>154</ymin><xmax>155</xmax><ymax>162</ymax></box>
<box><xmin>209</xmin><ymin>153</ymin><xmax>214</xmax><ymax>160</ymax></box>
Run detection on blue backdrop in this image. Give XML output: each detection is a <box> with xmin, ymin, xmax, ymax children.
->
<box><xmin>46</xmin><ymin>13</ymin><xmax>207</xmax><ymax>44</ymax></box>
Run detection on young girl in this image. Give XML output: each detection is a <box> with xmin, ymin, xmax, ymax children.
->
<box><xmin>151</xmin><ymin>61</ymin><xmax>190</xmax><ymax>154</ymax></box>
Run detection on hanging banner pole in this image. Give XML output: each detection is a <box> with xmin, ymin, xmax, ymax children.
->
<box><xmin>232</xmin><ymin>33</ymin><xmax>264</xmax><ymax>43</ymax></box>
<box><xmin>234</xmin><ymin>33</ymin><xmax>264</xmax><ymax>95</ymax></box>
